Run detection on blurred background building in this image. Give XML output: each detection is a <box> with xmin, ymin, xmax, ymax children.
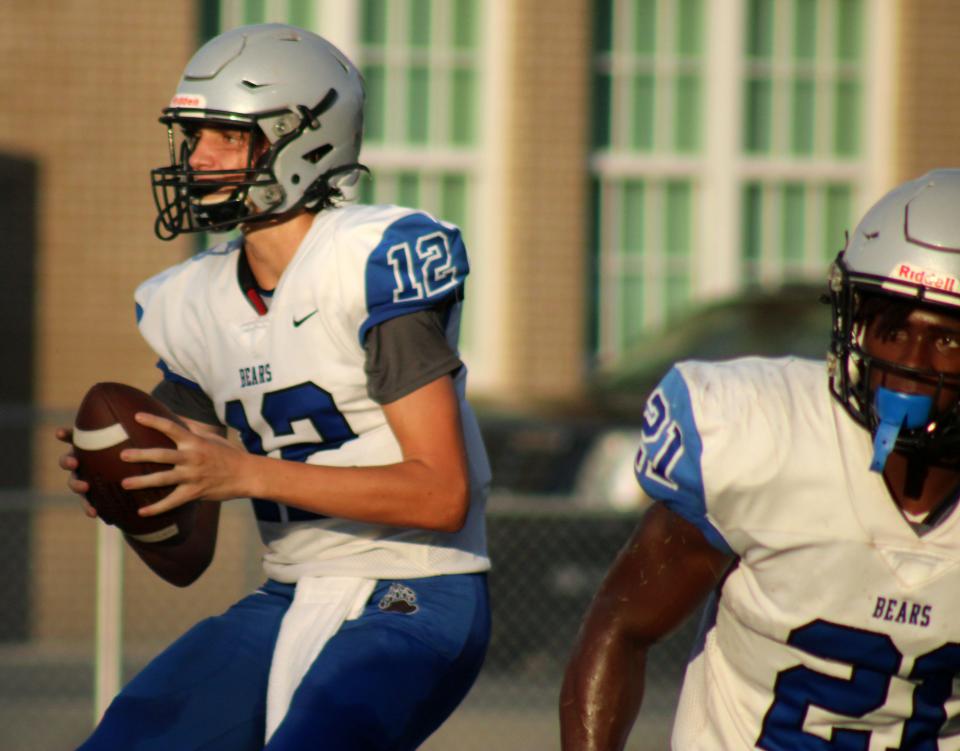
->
<box><xmin>2</xmin><ymin>1</ymin><xmax>960</xmax><ymax>749</ymax></box>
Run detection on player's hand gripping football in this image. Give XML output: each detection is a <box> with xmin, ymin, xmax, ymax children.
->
<box><xmin>55</xmin><ymin>427</ymin><xmax>97</xmax><ymax>518</ymax></box>
<box><xmin>117</xmin><ymin>412</ymin><xmax>248</xmax><ymax>514</ymax></box>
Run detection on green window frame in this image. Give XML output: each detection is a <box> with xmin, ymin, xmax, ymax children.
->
<box><xmin>595</xmin><ymin>177</ymin><xmax>697</xmax><ymax>359</ymax></box>
<box><xmin>593</xmin><ymin>0</ymin><xmax>704</xmax><ymax>154</ymax></box>
<box><xmin>592</xmin><ymin>0</ymin><xmax>705</xmax><ymax>363</ymax></box>
<box><xmin>741</xmin><ymin>181</ymin><xmax>852</xmax><ymax>284</ymax></box>
<box><xmin>355</xmin><ymin>0</ymin><xmax>483</xmax><ymax>238</ymax></box>
<box><xmin>740</xmin><ymin>0</ymin><xmax>864</xmax><ymax>286</ymax></box>
<box><xmin>743</xmin><ymin>0</ymin><xmax>864</xmax><ymax>158</ymax></box>
<box><xmin>592</xmin><ymin>0</ymin><xmax>870</xmax><ymax>368</ymax></box>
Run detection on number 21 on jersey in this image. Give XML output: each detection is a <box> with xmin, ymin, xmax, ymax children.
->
<box><xmin>636</xmin><ymin>389</ymin><xmax>685</xmax><ymax>491</ymax></box>
<box><xmin>758</xmin><ymin>619</ymin><xmax>960</xmax><ymax>750</ymax></box>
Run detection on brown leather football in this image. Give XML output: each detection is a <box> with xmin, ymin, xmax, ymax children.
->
<box><xmin>72</xmin><ymin>382</ymin><xmax>197</xmax><ymax>544</ymax></box>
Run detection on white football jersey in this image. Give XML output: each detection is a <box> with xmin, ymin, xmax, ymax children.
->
<box><xmin>635</xmin><ymin>357</ymin><xmax>960</xmax><ymax>750</ymax></box>
<box><xmin>135</xmin><ymin>204</ymin><xmax>490</xmax><ymax>582</ymax></box>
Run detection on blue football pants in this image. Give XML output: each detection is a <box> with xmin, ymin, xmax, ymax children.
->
<box><xmin>78</xmin><ymin>573</ymin><xmax>490</xmax><ymax>750</ymax></box>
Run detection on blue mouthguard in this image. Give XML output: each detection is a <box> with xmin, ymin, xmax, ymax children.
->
<box><xmin>869</xmin><ymin>387</ymin><xmax>933</xmax><ymax>473</ymax></box>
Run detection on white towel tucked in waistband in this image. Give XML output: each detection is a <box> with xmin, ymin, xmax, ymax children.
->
<box><xmin>265</xmin><ymin>576</ymin><xmax>377</xmax><ymax>743</ymax></box>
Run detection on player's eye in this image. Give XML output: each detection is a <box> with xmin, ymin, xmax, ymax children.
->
<box><xmin>936</xmin><ymin>334</ymin><xmax>960</xmax><ymax>352</ymax></box>
<box><xmin>219</xmin><ymin>130</ymin><xmax>247</xmax><ymax>146</ymax></box>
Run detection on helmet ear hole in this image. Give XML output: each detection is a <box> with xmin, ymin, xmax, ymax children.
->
<box><xmin>303</xmin><ymin>145</ymin><xmax>333</xmax><ymax>164</ymax></box>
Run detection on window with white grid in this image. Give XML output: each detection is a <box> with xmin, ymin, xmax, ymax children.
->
<box><xmin>741</xmin><ymin>0</ymin><xmax>865</xmax><ymax>284</ymax></box>
<box><xmin>354</xmin><ymin>0</ymin><xmax>482</xmax><ymax>237</ymax></box>
<box><xmin>591</xmin><ymin>0</ymin><xmax>705</xmax><ymax>364</ymax></box>
<box><xmin>592</xmin><ymin>0</ymin><xmax>880</xmax><ymax>368</ymax></box>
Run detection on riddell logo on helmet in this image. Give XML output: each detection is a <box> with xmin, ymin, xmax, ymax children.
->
<box><xmin>894</xmin><ymin>264</ymin><xmax>958</xmax><ymax>292</ymax></box>
<box><xmin>170</xmin><ymin>94</ymin><xmax>206</xmax><ymax>108</ymax></box>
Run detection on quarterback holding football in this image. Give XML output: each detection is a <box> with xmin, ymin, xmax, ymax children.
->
<box><xmin>561</xmin><ymin>169</ymin><xmax>960</xmax><ymax>750</ymax></box>
<box><xmin>58</xmin><ymin>24</ymin><xmax>490</xmax><ymax>751</ymax></box>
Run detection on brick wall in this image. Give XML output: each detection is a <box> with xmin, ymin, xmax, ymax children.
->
<box><xmin>1</xmin><ymin>1</ymin><xmax>260</xmax><ymax>643</ymax></box>
<box><xmin>0</xmin><ymin>2</ymin><xmax>196</xmax><ymax>478</ymax></box>
<box><xmin>895</xmin><ymin>0</ymin><xmax>960</xmax><ymax>180</ymax></box>
<box><xmin>501</xmin><ymin>0</ymin><xmax>591</xmax><ymax>404</ymax></box>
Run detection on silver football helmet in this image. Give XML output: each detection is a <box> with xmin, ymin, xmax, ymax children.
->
<box><xmin>151</xmin><ymin>24</ymin><xmax>365</xmax><ymax>239</ymax></box>
<box><xmin>829</xmin><ymin>168</ymin><xmax>960</xmax><ymax>463</ymax></box>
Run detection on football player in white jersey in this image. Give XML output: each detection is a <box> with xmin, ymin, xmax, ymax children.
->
<box><xmin>57</xmin><ymin>24</ymin><xmax>490</xmax><ymax>751</ymax></box>
<box><xmin>560</xmin><ymin>169</ymin><xmax>960</xmax><ymax>750</ymax></box>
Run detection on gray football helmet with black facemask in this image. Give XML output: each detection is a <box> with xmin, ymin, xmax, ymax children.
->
<box><xmin>829</xmin><ymin>168</ymin><xmax>960</xmax><ymax>467</ymax></box>
<box><xmin>151</xmin><ymin>24</ymin><xmax>365</xmax><ymax>239</ymax></box>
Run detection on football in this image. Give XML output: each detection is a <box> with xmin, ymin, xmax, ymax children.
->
<box><xmin>72</xmin><ymin>382</ymin><xmax>196</xmax><ymax>544</ymax></box>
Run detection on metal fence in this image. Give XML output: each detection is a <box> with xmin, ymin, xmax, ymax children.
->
<box><xmin>1</xmin><ymin>490</ymin><xmax>699</xmax><ymax>751</ymax></box>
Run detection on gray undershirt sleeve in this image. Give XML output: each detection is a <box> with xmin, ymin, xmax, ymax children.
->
<box><xmin>151</xmin><ymin>379</ymin><xmax>223</xmax><ymax>427</ymax></box>
<box><xmin>364</xmin><ymin>306</ymin><xmax>463</xmax><ymax>405</ymax></box>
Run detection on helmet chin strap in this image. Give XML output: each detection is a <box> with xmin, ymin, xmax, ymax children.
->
<box><xmin>870</xmin><ymin>387</ymin><xmax>934</xmax><ymax>473</ymax></box>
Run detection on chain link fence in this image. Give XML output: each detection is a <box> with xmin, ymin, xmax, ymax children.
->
<box><xmin>1</xmin><ymin>481</ymin><xmax>702</xmax><ymax>751</ymax></box>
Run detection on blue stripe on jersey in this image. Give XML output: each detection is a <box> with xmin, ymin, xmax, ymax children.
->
<box><xmin>251</xmin><ymin>498</ymin><xmax>325</xmax><ymax>522</ymax></box>
<box><xmin>635</xmin><ymin>367</ymin><xmax>731</xmax><ymax>554</ymax></box>
<box><xmin>156</xmin><ymin>359</ymin><xmax>203</xmax><ymax>391</ymax></box>
<box><xmin>360</xmin><ymin>213</ymin><xmax>469</xmax><ymax>344</ymax></box>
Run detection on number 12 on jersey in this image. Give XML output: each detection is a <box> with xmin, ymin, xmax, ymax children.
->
<box><xmin>387</xmin><ymin>231</ymin><xmax>460</xmax><ymax>303</ymax></box>
<box><xmin>224</xmin><ymin>382</ymin><xmax>358</xmax><ymax>523</ymax></box>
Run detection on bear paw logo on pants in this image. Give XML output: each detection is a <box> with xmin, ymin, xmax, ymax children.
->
<box><xmin>378</xmin><ymin>583</ymin><xmax>419</xmax><ymax>614</ymax></box>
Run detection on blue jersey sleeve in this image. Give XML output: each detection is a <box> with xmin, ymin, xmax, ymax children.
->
<box><xmin>360</xmin><ymin>213</ymin><xmax>469</xmax><ymax>344</ymax></box>
<box><xmin>635</xmin><ymin>367</ymin><xmax>731</xmax><ymax>554</ymax></box>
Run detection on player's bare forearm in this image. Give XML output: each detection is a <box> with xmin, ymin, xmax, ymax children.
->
<box><xmin>262</xmin><ymin>375</ymin><xmax>469</xmax><ymax>530</ymax></box>
<box><xmin>560</xmin><ymin>503</ymin><xmax>734</xmax><ymax>750</ymax></box>
<box><xmin>560</xmin><ymin>525</ymin><xmax>657</xmax><ymax>751</ymax></box>
<box><xmin>128</xmin><ymin>375</ymin><xmax>470</xmax><ymax>531</ymax></box>
<box><xmin>243</xmin><ymin>451</ymin><xmax>468</xmax><ymax>531</ymax></box>
<box><xmin>130</xmin><ymin>431</ymin><xmax>468</xmax><ymax>530</ymax></box>
<box><xmin>560</xmin><ymin>610</ymin><xmax>649</xmax><ymax>751</ymax></box>
<box><xmin>125</xmin><ymin>502</ymin><xmax>220</xmax><ymax>587</ymax></box>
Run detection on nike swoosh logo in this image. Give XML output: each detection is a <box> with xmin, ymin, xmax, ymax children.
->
<box><xmin>292</xmin><ymin>310</ymin><xmax>318</xmax><ymax>327</ymax></box>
